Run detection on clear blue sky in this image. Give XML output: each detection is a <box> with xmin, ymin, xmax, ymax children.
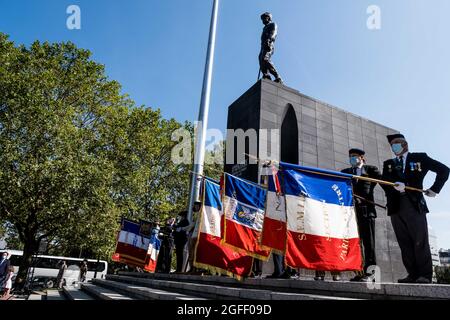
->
<box><xmin>1</xmin><ymin>0</ymin><xmax>449</xmax><ymax>248</ymax></box>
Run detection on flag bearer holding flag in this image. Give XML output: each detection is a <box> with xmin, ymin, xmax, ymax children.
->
<box><xmin>383</xmin><ymin>134</ymin><xmax>449</xmax><ymax>284</ymax></box>
<box><xmin>341</xmin><ymin>148</ymin><xmax>382</xmax><ymax>282</ymax></box>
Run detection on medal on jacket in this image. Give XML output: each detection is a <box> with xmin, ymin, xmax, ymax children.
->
<box><xmin>417</xmin><ymin>162</ymin><xmax>422</xmax><ymax>172</ymax></box>
<box><xmin>410</xmin><ymin>162</ymin><xmax>415</xmax><ymax>172</ymax></box>
<box><xmin>388</xmin><ymin>164</ymin><xmax>392</xmax><ymax>173</ymax></box>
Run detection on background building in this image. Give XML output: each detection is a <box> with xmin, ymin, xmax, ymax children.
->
<box><xmin>439</xmin><ymin>249</ymin><xmax>450</xmax><ymax>267</ymax></box>
<box><xmin>429</xmin><ymin>226</ymin><xmax>440</xmax><ymax>268</ymax></box>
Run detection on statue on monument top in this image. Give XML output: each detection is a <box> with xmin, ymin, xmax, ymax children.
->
<box><xmin>259</xmin><ymin>12</ymin><xmax>283</xmax><ymax>84</ymax></box>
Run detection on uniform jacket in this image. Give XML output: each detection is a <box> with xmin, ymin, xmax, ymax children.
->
<box><xmin>382</xmin><ymin>152</ymin><xmax>449</xmax><ymax>215</ymax></box>
<box><xmin>341</xmin><ymin>165</ymin><xmax>382</xmax><ymax>218</ymax></box>
<box><xmin>173</xmin><ymin>217</ymin><xmax>190</xmax><ymax>246</ymax></box>
<box><xmin>0</xmin><ymin>258</ymin><xmax>10</xmax><ymax>279</ymax></box>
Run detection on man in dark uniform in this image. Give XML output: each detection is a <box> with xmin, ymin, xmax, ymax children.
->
<box><xmin>382</xmin><ymin>134</ymin><xmax>449</xmax><ymax>283</ymax></box>
<box><xmin>259</xmin><ymin>12</ymin><xmax>283</xmax><ymax>84</ymax></box>
<box><xmin>0</xmin><ymin>251</ymin><xmax>10</xmax><ymax>287</ymax></box>
<box><xmin>173</xmin><ymin>211</ymin><xmax>190</xmax><ymax>273</ymax></box>
<box><xmin>156</xmin><ymin>217</ymin><xmax>175</xmax><ymax>273</ymax></box>
<box><xmin>342</xmin><ymin>148</ymin><xmax>382</xmax><ymax>282</ymax></box>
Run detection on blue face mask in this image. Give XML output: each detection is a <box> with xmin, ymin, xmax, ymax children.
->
<box><xmin>391</xmin><ymin>143</ymin><xmax>403</xmax><ymax>155</ymax></box>
<box><xmin>349</xmin><ymin>156</ymin><xmax>360</xmax><ymax>167</ymax></box>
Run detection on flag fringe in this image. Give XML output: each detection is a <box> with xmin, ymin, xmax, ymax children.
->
<box><xmin>192</xmin><ymin>261</ymin><xmax>250</xmax><ymax>282</ymax></box>
<box><xmin>220</xmin><ymin>239</ymin><xmax>271</xmax><ymax>261</ymax></box>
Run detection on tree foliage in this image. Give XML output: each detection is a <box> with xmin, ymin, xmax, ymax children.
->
<box><xmin>0</xmin><ymin>33</ymin><xmax>199</xmax><ymax>286</ymax></box>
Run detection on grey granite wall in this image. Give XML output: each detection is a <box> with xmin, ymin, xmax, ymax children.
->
<box><xmin>225</xmin><ymin>79</ymin><xmax>406</xmax><ymax>283</ymax></box>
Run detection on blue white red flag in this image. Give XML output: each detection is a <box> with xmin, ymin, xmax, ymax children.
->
<box><xmin>194</xmin><ymin>178</ymin><xmax>253</xmax><ymax>279</ymax></box>
<box><xmin>112</xmin><ymin>218</ymin><xmax>151</xmax><ymax>268</ymax></box>
<box><xmin>280</xmin><ymin>162</ymin><xmax>362</xmax><ymax>271</ymax></box>
<box><xmin>261</xmin><ymin>166</ymin><xmax>287</xmax><ymax>253</ymax></box>
<box><xmin>222</xmin><ymin>173</ymin><xmax>271</xmax><ymax>260</ymax></box>
<box><xmin>144</xmin><ymin>231</ymin><xmax>161</xmax><ymax>272</ymax></box>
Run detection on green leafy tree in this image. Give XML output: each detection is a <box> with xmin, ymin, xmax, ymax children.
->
<box><xmin>0</xmin><ymin>34</ymin><xmax>194</xmax><ymax>288</ymax></box>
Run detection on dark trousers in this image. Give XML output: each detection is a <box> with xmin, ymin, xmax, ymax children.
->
<box><xmin>356</xmin><ymin>207</ymin><xmax>377</xmax><ymax>273</ymax></box>
<box><xmin>273</xmin><ymin>253</ymin><xmax>284</xmax><ymax>276</ymax></box>
<box><xmin>390</xmin><ymin>195</ymin><xmax>433</xmax><ymax>280</ymax></box>
<box><xmin>156</xmin><ymin>238</ymin><xmax>173</xmax><ymax>273</ymax></box>
<box><xmin>259</xmin><ymin>48</ymin><xmax>280</xmax><ymax>80</ymax></box>
<box><xmin>253</xmin><ymin>259</ymin><xmax>262</xmax><ymax>276</ymax></box>
<box><xmin>175</xmin><ymin>242</ymin><xmax>186</xmax><ymax>272</ymax></box>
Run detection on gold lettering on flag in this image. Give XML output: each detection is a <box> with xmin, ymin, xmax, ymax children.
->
<box><xmin>322</xmin><ymin>200</ymin><xmax>331</xmax><ymax>241</ymax></box>
<box><xmin>340</xmin><ymin>207</ymin><xmax>354</xmax><ymax>261</ymax></box>
<box><xmin>340</xmin><ymin>238</ymin><xmax>350</xmax><ymax>261</ymax></box>
<box><xmin>296</xmin><ymin>196</ymin><xmax>306</xmax><ymax>240</ymax></box>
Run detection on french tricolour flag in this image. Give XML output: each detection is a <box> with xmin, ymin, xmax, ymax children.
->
<box><xmin>261</xmin><ymin>168</ymin><xmax>287</xmax><ymax>253</ymax></box>
<box><xmin>112</xmin><ymin>218</ymin><xmax>151</xmax><ymax>267</ymax></box>
<box><xmin>281</xmin><ymin>162</ymin><xmax>362</xmax><ymax>271</ymax></box>
<box><xmin>222</xmin><ymin>173</ymin><xmax>271</xmax><ymax>260</ymax></box>
<box><xmin>144</xmin><ymin>233</ymin><xmax>161</xmax><ymax>272</ymax></box>
<box><xmin>194</xmin><ymin>178</ymin><xmax>253</xmax><ymax>279</ymax></box>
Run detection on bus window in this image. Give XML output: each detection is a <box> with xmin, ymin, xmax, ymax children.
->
<box><xmin>9</xmin><ymin>255</ymin><xmax>23</xmax><ymax>267</ymax></box>
<box><xmin>87</xmin><ymin>261</ymin><xmax>105</xmax><ymax>272</ymax></box>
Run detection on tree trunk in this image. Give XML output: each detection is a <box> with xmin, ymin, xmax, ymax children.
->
<box><xmin>14</xmin><ymin>237</ymin><xmax>39</xmax><ymax>291</ymax></box>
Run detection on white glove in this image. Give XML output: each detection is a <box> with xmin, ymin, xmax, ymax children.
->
<box><xmin>394</xmin><ymin>182</ymin><xmax>406</xmax><ymax>193</ymax></box>
<box><xmin>425</xmin><ymin>189</ymin><xmax>437</xmax><ymax>198</ymax></box>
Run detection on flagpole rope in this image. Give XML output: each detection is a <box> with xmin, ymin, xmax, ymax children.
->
<box><xmin>243</xmin><ymin>153</ymin><xmax>425</xmax><ymax>193</ymax></box>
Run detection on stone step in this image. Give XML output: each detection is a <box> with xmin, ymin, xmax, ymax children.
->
<box><xmin>81</xmin><ymin>283</ymin><xmax>134</xmax><ymax>300</ymax></box>
<box><xmin>46</xmin><ymin>289</ymin><xmax>66</xmax><ymax>300</ymax></box>
<box><xmin>63</xmin><ymin>285</ymin><xmax>95</xmax><ymax>301</ymax></box>
<box><xmin>92</xmin><ymin>278</ymin><xmax>207</xmax><ymax>300</ymax></box>
<box><xmin>117</xmin><ymin>272</ymin><xmax>450</xmax><ymax>300</ymax></box>
<box><xmin>106</xmin><ymin>274</ymin><xmax>355</xmax><ymax>300</ymax></box>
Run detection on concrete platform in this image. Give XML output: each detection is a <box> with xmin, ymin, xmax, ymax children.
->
<box><xmin>81</xmin><ymin>283</ymin><xmax>134</xmax><ymax>300</ymax></box>
<box><xmin>107</xmin><ymin>274</ymin><xmax>357</xmax><ymax>300</ymax></box>
<box><xmin>117</xmin><ymin>272</ymin><xmax>450</xmax><ymax>300</ymax></box>
<box><xmin>63</xmin><ymin>285</ymin><xmax>95</xmax><ymax>300</ymax></box>
<box><xmin>46</xmin><ymin>289</ymin><xmax>66</xmax><ymax>300</ymax></box>
<box><xmin>92</xmin><ymin>278</ymin><xmax>207</xmax><ymax>300</ymax></box>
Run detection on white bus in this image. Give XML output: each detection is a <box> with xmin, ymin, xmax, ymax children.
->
<box><xmin>5</xmin><ymin>250</ymin><xmax>108</xmax><ymax>288</ymax></box>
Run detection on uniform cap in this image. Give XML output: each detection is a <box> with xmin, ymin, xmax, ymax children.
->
<box><xmin>349</xmin><ymin>148</ymin><xmax>365</xmax><ymax>156</ymax></box>
<box><xmin>387</xmin><ymin>133</ymin><xmax>405</xmax><ymax>143</ymax></box>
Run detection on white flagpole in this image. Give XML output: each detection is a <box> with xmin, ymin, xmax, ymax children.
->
<box><xmin>187</xmin><ymin>0</ymin><xmax>220</xmax><ymax>224</ymax></box>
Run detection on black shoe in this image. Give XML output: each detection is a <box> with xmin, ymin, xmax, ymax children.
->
<box><xmin>415</xmin><ymin>277</ymin><xmax>431</xmax><ymax>284</ymax></box>
<box><xmin>274</xmin><ymin>78</ymin><xmax>284</xmax><ymax>84</ymax></box>
<box><xmin>398</xmin><ymin>276</ymin><xmax>416</xmax><ymax>284</ymax></box>
<box><xmin>262</xmin><ymin>75</ymin><xmax>271</xmax><ymax>80</ymax></box>
<box><xmin>360</xmin><ymin>275</ymin><xmax>374</xmax><ymax>282</ymax></box>
<box><xmin>265</xmin><ymin>273</ymin><xmax>281</xmax><ymax>279</ymax></box>
<box><xmin>350</xmin><ymin>275</ymin><xmax>363</xmax><ymax>282</ymax></box>
<box><xmin>314</xmin><ymin>276</ymin><xmax>325</xmax><ymax>281</ymax></box>
<box><xmin>280</xmin><ymin>272</ymin><xmax>292</xmax><ymax>279</ymax></box>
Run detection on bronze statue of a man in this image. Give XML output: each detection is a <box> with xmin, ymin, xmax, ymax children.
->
<box><xmin>259</xmin><ymin>12</ymin><xmax>283</xmax><ymax>84</ymax></box>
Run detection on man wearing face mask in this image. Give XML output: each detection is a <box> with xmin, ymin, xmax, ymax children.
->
<box><xmin>382</xmin><ymin>134</ymin><xmax>449</xmax><ymax>284</ymax></box>
<box><xmin>0</xmin><ymin>252</ymin><xmax>10</xmax><ymax>288</ymax></box>
<box><xmin>341</xmin><ymin>149</ymin><xmax>382</xmax><ymax>282</ymax></box>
